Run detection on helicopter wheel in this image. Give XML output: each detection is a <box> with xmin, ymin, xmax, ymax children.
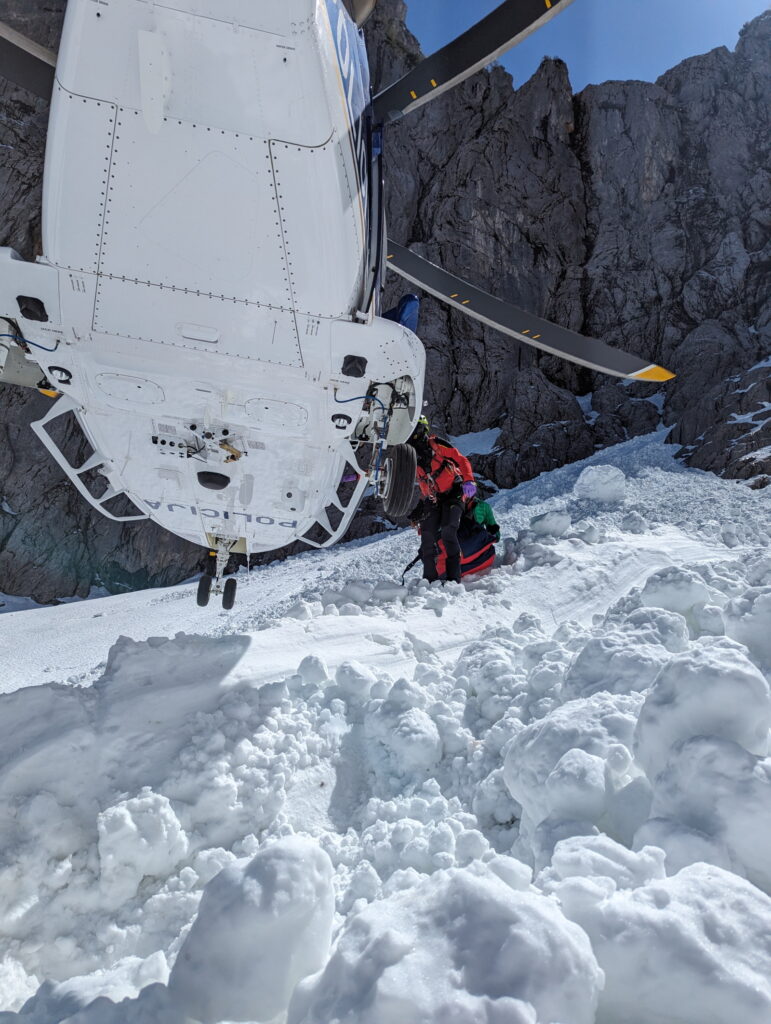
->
<box><xmin>197</xmin><ymin>574</ymin><xmax>213</xmax><ymax>608</ymax></box>
<box><xmin>222</xmin><ymin>577</ymin><xmax>237</xmax><ymax>610</ymax></box>
<box><xmin>379</xmin><ymin>443</ymin><xmax>417</xmax><ymax>518</ymax></box>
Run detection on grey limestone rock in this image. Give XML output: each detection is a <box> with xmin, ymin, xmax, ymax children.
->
<box><xmin>368</xmin><ymin>0</ymin><xmax>770</xmax><ymax>484</ymax></box>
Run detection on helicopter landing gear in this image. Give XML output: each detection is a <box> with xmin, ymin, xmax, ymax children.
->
<box><xmin>197</xmin><ymin>573</ymin><xmax>213</xmax><ymax>607</ymax></box>
<box><xmin>222</xmin><ymin>577</ymin><xmax>237</xmax><ymax>611</ymax></box>
<box><xmin>196</xmin><ymin>543</ymin><xmax>237</xmax><ymax>609</ymax></box>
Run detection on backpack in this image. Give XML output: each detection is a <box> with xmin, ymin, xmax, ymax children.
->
<box><xmin>402</xmin><ymin>516</ymin><xmax>496</xmax><ymax>584</ymax></box>
<box><xmin>436</xmin><ymin>516</ymin><xmax>496</xmax><ymax>579</ymax></box>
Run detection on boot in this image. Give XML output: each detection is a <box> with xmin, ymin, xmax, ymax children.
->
<box><xmin>445</xmin><ymin>553</ymin><xmax>461</xmax><ymax>584</ymax></box>
<box><xmin>422</xmin><ymin>558</ymin><xmax>439</xmax><ymax>583</ymax></box>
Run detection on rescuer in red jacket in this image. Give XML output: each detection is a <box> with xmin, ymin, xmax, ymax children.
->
<box><xmin>407</xmin><ymin>416</ymin><xmax>477</xmax><ymax>583</ymax></box>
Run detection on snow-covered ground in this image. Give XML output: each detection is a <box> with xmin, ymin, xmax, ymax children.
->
<box><xmin>1</xmin><ymin>432</ymin><xmax>770</xmax><ymax>1024</ymax></box>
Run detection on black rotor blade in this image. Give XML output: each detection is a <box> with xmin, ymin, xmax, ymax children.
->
<box><xmin>373</xmin><ymin>0</ymin><xmax>575</xmax><ymax>123</ymax></box>
<box><xmin>386</xmin><ymin>241</ymin><xmax>674</xmax><ymax>382</ymax></box>
<box><xmin>0</xmin><ymin>20</ymin><xmax>56</xmax><ymax>101</ymax></box>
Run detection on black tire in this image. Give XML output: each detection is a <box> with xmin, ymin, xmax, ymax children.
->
<box><xmin>197</xmin><ymin>574</ymin><xmax>212</xmax><ymax>607</ymax></box>
<box><xmin>222</xmin><ymin>577</ymin><xmax>237</xmax><ymax>611</ymax></box>
<box><xmin>380</xmin><ymin>443</ymin><xmax>417</xmax><ymax>518</ymax></box>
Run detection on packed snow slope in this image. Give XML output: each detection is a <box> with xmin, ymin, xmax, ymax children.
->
<box><xmin>1</xmin><ymin>432</ymin><xmax>770</xmax><ymax>1024</ymax></box>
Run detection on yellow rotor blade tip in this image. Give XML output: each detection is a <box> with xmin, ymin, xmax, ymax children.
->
<box><xmin>633</xmin><ymin>365</ymin><xmax>676</xmax><ymax>382</ymax></box>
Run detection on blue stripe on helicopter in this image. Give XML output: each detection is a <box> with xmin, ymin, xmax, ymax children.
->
<box><xmin>325</xmin><ymin>0</ymin><xmax>371</xmax><ymax>206</ymax></box>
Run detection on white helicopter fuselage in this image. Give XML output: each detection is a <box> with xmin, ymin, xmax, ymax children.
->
<box><xmin>2</xmin><ymin>0</ymin><xmax>422</xmax><ymax>555</ymax></box>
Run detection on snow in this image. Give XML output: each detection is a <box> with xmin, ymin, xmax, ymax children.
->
<box><xmin>288</xmin><ymin>863</ymin><xmax>603</xmax><ymax>1024</ymax></box>
<box><xmin>551</xmin><ymin>860</ymin><xmax>771</xmax><ymax>1024</ymax></box>
<box><xmin>727</xmin><ymin>401</ymin><xmax>771</xmax><ymax>436</ymax></box>
<box><xmin>644</xmin><ymin>736</ymin><xmax>771</xmax><ymax>892</ymax></box>
<box><xmin>573</xmin><ymin>463</ymin><xmax>626</xmax><ymax>503</ymax></box>
<box><xmin>576</xmin><ymin>392</ymin><xmax>599</xmax><ymax>425</ymax></box>
<box><xmin>633</xmin><ymin>639</ymin><xmax>771</xmax><ymax>778</ymax></box>
<box><xmin>448</xmin><ymin>427</ymin><xmax>501</xmax><ymax>456</ymax></box>
<box><xmin>529</xmin><ymin>509</ymin><xmax>571</xmax><ymax>537</ymax></box>
<box><xmin>97</xmin><ymin>790</ymin><xmax>190</xmax><ymax>911</ymax></box>
<box><xmin>0</xmin><ymin>432</ymin><xmax>770</xmax><ymax>1022</ymax></box>
<box><xmin>741</xmin><ymin>443</ymin><xmax>771</xmax><ymax>462</ymax></box>
<box><xmin>168</xmin><ymin>837</ymin><xmax>334</xmax><ymax>1023</ymax></box>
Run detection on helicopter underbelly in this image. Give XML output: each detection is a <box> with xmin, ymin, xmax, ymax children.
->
<box><xmin>17</xmin><ymin>0</ymin><xmax>411</xmax><ymax>557</ymax></box>
<box><xmin>27</xmin><ymin>310</ymin><xmax>423</xmax><ymax>553</ymax></box>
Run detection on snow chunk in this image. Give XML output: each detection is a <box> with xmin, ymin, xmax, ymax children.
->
<box><xmin>545</xmin><ymin>749</ymin><xmax>606</xmax><ymax>821</ymax></box>
<box><xmin>725</xmin><ymin>586</ymin><xmax>771</xmax><ymax>667</ymax></box>
<box><xmin>363</xmin><ymin>680</ymin><xmax>444</xmax><ymax>779</ymax></box>
<box><xmin>455</xmin><ymin>635</ymin><xmax>527</xmax><ymax>724</ymax></box>
<box><xmin>634</xmin><ymin>639</ymin><xmax>771</xmax><ymax>778</ymax></box>
<box><xmin>619</xmin><ymin>607</ymin><xmax>690</xmax><ymax>652</ymax></box>
<box><xmin>335</xmin><ymin>660</ymin><xmax>376</xmax><ymax>701</ymax></box>
<box><xmin>366</xmin><ymin>704</ymin><xmax>442</xmax><ymax>776</ymax></box>
<box><xmin>169</xmin><ymin>836</ymin><xmax>334</xmax><ymax>1023</ymax></box>
<box><xmin>562</xmin><ymin>632</ymin><xmax>670</xmax><ymax>701</ymax></box>
<box><xmin>97</xmin><ymin>789</ymin><xmax>188</xmax><ymax>909</ymax></box>
<box><xmin>529</xmin><ymin>509</ymin><xmax>571</xmax><ymax>537</ymax></box>
<box><xmin>539</xmin><ymin>834</ymin><xmax>666</xmax><ymax>892</ymax></box>
<box><xmin>573</xmin><ymin>464</ymin><xmax>626</xmax><ymax>503</ymax></box>
<box><xmin>503</xmin><ymin>692</ymin><xmax>641</xmax><ymax>829</ymax></box>
<box><xmin>646</xmin><ymin>737</ymin><xmax>771</xmax><ymax>893</ymax></box>
<box><xmin>288</xmin><ymin>865</ymin><xmax>602</xmax><ymax>1024</ymax></box>
<box><xmin>298</xmin><ymin>654</ymin><xmax>329</xmax><ymax>684</ymax></box>
<box><xmin>555</xmin><ymin>863</ymin><xmax>771</xmax><ymax>1024</ymax></box>
<box><xmin>640</xmin><ymin>565</ymin><xmax>711</xmax><ymax>617</ymax></box>
<box><xmin>341</xmin><ymin>580</ymin><xmax>374</xmax><ymax>604</ymax></box>
<box><xmin>621</xmin><ymin>510</ymin><xmax>647</xmax><ymax>534</ymax></box>
<box><xmin>634</xmin><ymin>817</ymin><xmax>735</xmax><ymax>875</ymax></box>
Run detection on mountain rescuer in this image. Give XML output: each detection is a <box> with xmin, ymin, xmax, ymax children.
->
<box><xmin>407</xmin><ymin>416</ymin><xmax>477</xmax><ymax>583</ymax></box>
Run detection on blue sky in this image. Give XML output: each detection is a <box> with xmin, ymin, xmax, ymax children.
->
<box><xmin>405</xmin><ymin>0</ymin><xmax>770</xmax><ymax>92</ymax></box>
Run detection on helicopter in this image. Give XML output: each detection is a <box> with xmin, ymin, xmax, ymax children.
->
<box><xmin>0</xmin><ymin>0</ymin><xmax>673</xmax><ymax>609</ymax></box>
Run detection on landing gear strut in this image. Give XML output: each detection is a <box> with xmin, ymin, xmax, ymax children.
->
<box><xmin>196</xmin><ymin>542</ymin><xmax>238</xmax><ymax>609</ymax></box>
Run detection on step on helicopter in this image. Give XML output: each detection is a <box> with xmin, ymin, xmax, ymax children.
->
<box><xmin>0</xmin><ymin>0</ymin><xmax>673</xmax><ymax>608</ymax></box>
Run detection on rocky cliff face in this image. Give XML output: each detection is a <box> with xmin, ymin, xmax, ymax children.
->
<box><xmin>1</xmin><ymin>1</ymin><xmax>768</xmax><ymax>602</ymax></box>
<box><xmin>366</xmin><ymin>0</ymin><xmax>770</xmax><ymax>488</ymax></box>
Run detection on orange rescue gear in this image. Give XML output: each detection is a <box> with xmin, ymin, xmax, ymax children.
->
<box><xmin>416</xmin><ymin>436</ymin><xmax>475</xmax><ymax>500</ymax></box>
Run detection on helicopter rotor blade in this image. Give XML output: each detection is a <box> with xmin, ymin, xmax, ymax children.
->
<box><xmin>386</xmin><ymin>241</ymin><xmax>675</xmax><ymax>382</ymax></box>
<box><xmin>0</xmin><ymin>20</ymin><xmax>57</xmax><ymax>101</ymax></box>
<box><xmin>372</xmin><ymin>0</ymin><xmax>575</xmax><ymax>124</ymax></box>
